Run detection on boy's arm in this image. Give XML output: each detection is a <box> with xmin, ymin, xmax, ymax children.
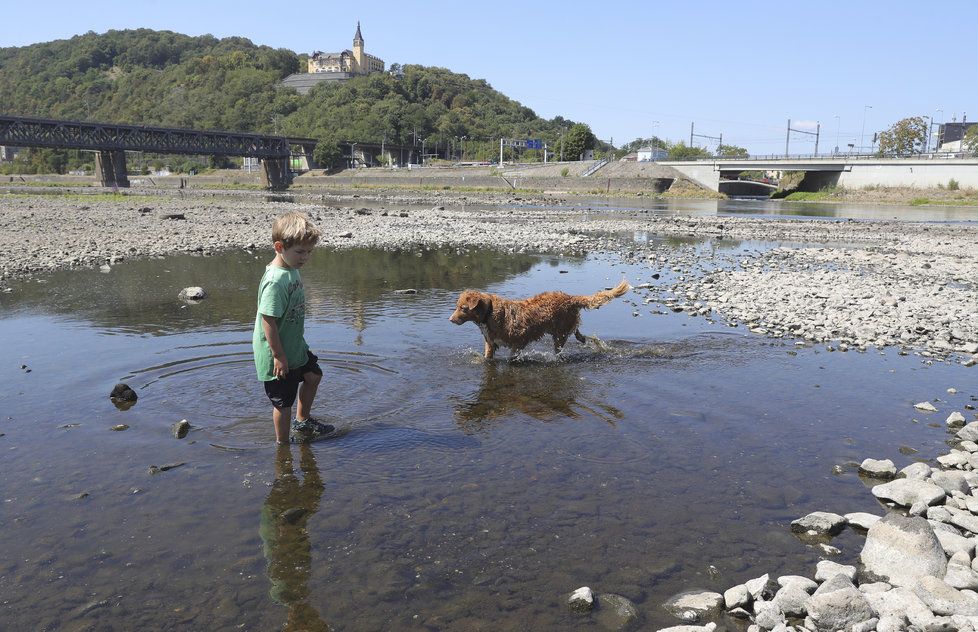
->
<box><xmin>261</xmin><ymin>314</ymin><xmax>289</xmax><ymax>378</ymax></box>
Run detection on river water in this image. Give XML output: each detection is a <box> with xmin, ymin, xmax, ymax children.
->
<box><xmin>0</xmin><ymin>199</ymin><xmax>975</xmax><ymax>630</ymax></box>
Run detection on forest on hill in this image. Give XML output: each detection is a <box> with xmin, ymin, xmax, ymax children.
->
<box><xmin>0</xmin><ymin>29</ymin><xmax>602</xmax><ymax>173</ymax></box>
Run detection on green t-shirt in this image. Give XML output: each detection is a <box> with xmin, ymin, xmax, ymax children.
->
<box><xmin>253</xmin><ymin>265</ymin><xmax>309</xmax><ymax>382</ymax></box>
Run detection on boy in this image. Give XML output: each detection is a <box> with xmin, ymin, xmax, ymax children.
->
<box><xmin>253</xmin><ymin>211</ymin><xmax>335</xmax><ymax>444</ymax></box>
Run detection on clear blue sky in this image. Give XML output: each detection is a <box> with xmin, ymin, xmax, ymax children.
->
<box><xmin>2</xmin><ymin>0</ymin><xmax>975</xmax><ymax>155</ymax></box>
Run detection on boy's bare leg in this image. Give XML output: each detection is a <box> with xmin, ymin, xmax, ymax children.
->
<box><xmin>295</xmin><ymin>371</ymin><xmax>322</xmax><ymax>421</ymax></box>
<box><xmin>273</xmin><ymin>406</ymin><xmax>291</xmax><ymax>444</ymax></box>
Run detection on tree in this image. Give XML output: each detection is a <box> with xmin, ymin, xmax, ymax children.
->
<box><xmin>312</xmin><ymin>134</ymin><xmax>343</xmax><ymax>171</ymax></box>
<box><xmin>964</xmin><ymin>125</ymin><xmax>978</xmax><ymax>154</ymax></box>
<box><xmin>877</xmin><ymin>116</ymin><xmax>928</xmax><ymax>156</ymax></box>
<box><xmin>562</xmin><ymin>123</ymin><xmax>596</xmax><ymax>161</ymax></box>
<box><xmin>667</xmin><ymin>141</ymin><xmax>712</xmax><ymax>161</ymax></box>
<box><xmin>717</xmin><ymin>144</ymin><xmax>749</xmax><ymax>158</ymax></box>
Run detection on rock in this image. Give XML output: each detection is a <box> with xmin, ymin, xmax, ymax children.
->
<box><xmin>568</xmin><ymin>586</ymin><xmax>594</xmax><ymax>613</ymax></box>
<box><xmin>913</xmin><ymin>575</ymin><xmax>978</xmax><ymax>616</ymax></box>
<box><xmin>861</xmin><ymin>513</ymin><xmax>948</xmax><ymax>586</ymax></box>
<box><xmin>915</xmin><ymin>401</ymin><xmax>939</xmax><ymax>412</ymax></box>
<box><xmin>662</xmin><ymin>590</ymin><xmax>724</xmax><ymax>619</ymax></box>
<box><xmin>337</xmin><ymin>231</ymin><xmax>353</xmax><ymax>238</ymax></box>
<box><xmin>723</xmin><ymin>584</ymin><xmax>751</xmax><ymax>610</ymax></box>
<box><xmin>852</xmin><ymin>617</ymin><xmax>879</xmax><ymax>632</ymax></box>
<box><xmin>162</xmin><ymin>213</ymin><xmax>185</xmax><ymax>220</ymax></box>
<box><xmin>595</xmin><ymin>593</ymin><xmax>639</xmax><ymax>630</ymax></box>
<box><xmin>172</xmin><ymin>419</ymin><xmax>190</xmax><ymax>439</ymax></box>
<box><xmin>178</xmin><ymin>286</ymin><xmax>207</xmax><ymax>301</ymax></box>
<box><xmin>958</xmin><ymin>422</ymin><xmax>978</xmax><ymax>443</ymax></box>
<box><xmin>860</xmin><ymin>458</ymin><xmax>898</xmax><ymax>479</ymax></box>
<box><xmin>948</xmin><ymin>412</ymin><xmax>968</xmax><ymax>427</ymax></box>
<box><xmin>778</xmin><ymin>575</ymin><xmax>818</xmax><ymax>593</ymax></box>
<box><xmin>791</xmin><ymin>511</ymin><xmax>847</xmax><ymax>535</ymax></box>
<box><xmin>931</xmin><ymin>470</ymin><xmax>972</xmax><ymax>495</ymax></box>
<box><xmin>872</xmin><ymin>478</ymin><xmax>946</xmax><ymax>508</ymax></box>
<box><xmin>282</xmin><ymin>508</ymin><xmax>308</xmax><ymax>524</ymax></box>
<box><xmin>901</xmin><ymin>462</ymin><xmax>934</xmax><ymax>479</ymax></box>
<box><xmin>657</xmin><ymin>625</ymin><xmax>716</xmax><ymax>632</ymax></box>
<box><xmin>772</xmin><ymin>584</ymin><xmax>810</xmax><ymax>618</ymax></box>
<box><xmin>944</xmin><ymin>564</ymin><xmax>978</xmax><ymax>591</ymax></box>
<box><xmin>806</xmin><ymin>574</ymin><xmax>877</xmax><ymax>632</ymax></box>
<box><xmin>845</xmin><ymin>512</ymin><xmax>882</xmax><ymax>531</ymax></box>
<box><xmin>815</xmin><ymin>560</ymin><xmax>857</xmax><ymax>583</ymax></box>
<box><xmin>934</xmin><ymin>528</ymin><xmax>976</xmax><ymax>558</ymax></box>
<box><xmin>744</xmin><ymin>573</ymin><xmax>776</xmax><ymax>600</ymax></box>
<box><xmin>109</xmin><ymin>383</ymin><xmax>137</xmax><ymax>402</ymax></box>
<box><xmin>393</xmin><ymin>288</ymin><xmax>418</xmax><ymax>294</ymax></box>
<box><xmin>111</xmin><ymin>424</ymin><xmax>129</xmax><ymax>431</ymax></box>
<box><xmin>752</xmin><ymin>600</ymin><xmax>784</xmax><ymax>629</ymax></box>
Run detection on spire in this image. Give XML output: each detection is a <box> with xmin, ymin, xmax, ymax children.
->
<box><xmin>353</xmin><ymin>21</ymin><xmax>363</xmax><ymax>44</ymax></box>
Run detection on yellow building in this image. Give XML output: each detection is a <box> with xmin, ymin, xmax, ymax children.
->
<box><xmin>307</xmin><ymin>23</ymin><xmax>384</xmax><ymax>76</ymax></box>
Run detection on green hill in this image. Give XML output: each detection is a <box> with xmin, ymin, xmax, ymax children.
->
<box><xmin>0</xmin><ymin>29</ymin><xmax>596</xmax><ymax>171</ymax></box>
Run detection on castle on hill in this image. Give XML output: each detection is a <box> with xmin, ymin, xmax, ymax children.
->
<box><xmin>280</xmin><ymin>23</ymin><xmax>385</xmax><ymax>95</ymax></box>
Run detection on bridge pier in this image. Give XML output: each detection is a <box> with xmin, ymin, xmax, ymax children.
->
<box><xmin>260</xmin><ymin>158</ymin><xmax>292</xmax><ymax>190</ymax></box>
<box><xmin>95</xmin><ymin>150</ymin><xmax>129</xmax><ymax>188</ymax></box>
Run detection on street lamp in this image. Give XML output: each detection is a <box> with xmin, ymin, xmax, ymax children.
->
<box><xmin>833</xmin><ymin>115</ymin><xmax>840</xmax><ymax>155</ymax></box>
<box><xmin>860</xmin><ymin>105</ymin><xmax>872</xmax><ymax>155</ymax></box>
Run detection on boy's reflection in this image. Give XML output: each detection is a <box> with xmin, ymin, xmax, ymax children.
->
<box><xmin>260</xmin><ymin>444</ymin><xmax>330</xmax><ymax>631</ymax></box>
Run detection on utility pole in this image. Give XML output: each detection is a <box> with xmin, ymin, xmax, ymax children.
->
<box><xmin>786</xmin><ymin>119</ymin><xmax>790</xmax><ymax>158</ymax></box>
<box><xmin>690</xmin><ymin>122</ymin><xmax>694</xmax><ymax>147</ymax></box>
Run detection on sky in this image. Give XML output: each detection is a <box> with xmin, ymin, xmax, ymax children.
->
<box><xmin>2</xmin><ymin>0</ymin><xmax>975</xmax><ymax>155</ymax></box>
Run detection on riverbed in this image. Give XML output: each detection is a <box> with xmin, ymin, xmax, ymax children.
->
<box><xmin>0</xmin><ymin>191</ymin><xmax>976</xmax><ymax>630</ymax></box>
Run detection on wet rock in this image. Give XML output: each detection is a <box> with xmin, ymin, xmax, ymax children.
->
<box><xmin>595</xmin><ymin>593</ymin><xmax>639</xmax><ymax>630</ymax></box>
<box><xmin>282</xmin><ymin>508</ymin><xmax>308</xmax><ymax>524</ymax></box>
<box><xmin>111</xmin><ymin>424</ymin><xmax>129</xmax><ymax>431</ymax></box>
<box><xmin>178</xmin><ymin>286</ymin><xmax>207</xmax><ymax>301</ymax></box>
<box><xmin>568</xmin><ymin>586</ymin><xmax>594</xmax><ymax>613</ymax></box>
<box><xmin>71</xmin><ymin>492</ymin><xmax>90</xmax><ymax>500</ymax></box>
<box><xmin>806</xmin><ymin>574</ymin><xmax>876</xmax><ymax>632</ymax></box>
<box><xmin>915</xmin><ymin>401</ymin><xmax>939</xmax><ymax>412</ymax></box>
<box><xmin>859</xmin><ymin>458</ymin><xmax>897</xmax><ymax>479</ymax></box>
<box><xmin>861</xmin><ymin>513</ymin><xmax>947</xmax><ymax>586</ymax></box>
<box><xmin>947</xmin><ymin>411</ymin><xmax>967</xmax><ymax>428</ymax></box>
<box><xmin>172</xmin><ymin>419</ymin><xmax>190</xmax><ymax>439</ymax></box>
<box><xmin>657</xmin><ymin>625</ymin><xmax>716</xmax><ymax>632</ymax></box>
<box><xmin>790</xmin><ymin>511</ymin><xmax>847</xmax><ymax>535</ymax></box>
<box><xmin>662</xmin><ymin>590</ymin><xmax>723</xmax><ymax>619</ymax></box>
<box><xmin>149</xmin><ymin>462</ymin><xmax>186</xmax><ymax>475</ymax></box>
<box><xmin>393</xmin><ymin>288</ymin><xmax>418</xmax><ymax>294</ymax></box>
<box><xmin>110</xmin><ymin>383</ymin><xmax>137</xmax><ymax>402</ymax></box>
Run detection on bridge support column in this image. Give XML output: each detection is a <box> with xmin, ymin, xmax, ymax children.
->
<box><xmin>95</xmin><ymin>150</ymin><xmax>129</xmax><ymax>188</ymax></box>
<box><xmin>260</xmin><ymin>158</ymin><xmax>291</xmax><ymax>190</ymax></box>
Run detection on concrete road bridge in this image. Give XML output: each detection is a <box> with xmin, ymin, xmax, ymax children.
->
<box><xmin>658</xmin><ymin>156</ymin><xmax>978</xmax><ymax>193</ymax></box>
<box><xmin>0</xmin><ymin>114</ymin><xmax>319</xmax><ymax>189</ymax></box>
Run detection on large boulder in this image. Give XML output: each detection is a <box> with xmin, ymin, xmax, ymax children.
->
<box><xmin>860</xmin><ymin>513</ymin><xmax>948</xmax><ymax>586</ymax></box>
<box><xmin>790</xmin><ymin>511</ymin><xmax>847</xmax><ymax>535</ymax></box>
<box><xmin>872</xmin><ymin>479</ymin><xmax>946</xmax><ymax>508</ymax></box>
<box><xmin>595</xmin><ymin>593</ymin><xmax>639</xmax><ymax>630</ymax></box>
<box><xmin>805</xmin><ymin>574</ymin><xmax>877</xmax><ymax>632</ymax></box>
<box><xmin>912</xmin><ymin>575</ymin><xmax>978</xmax><ymax>616</ymax></box>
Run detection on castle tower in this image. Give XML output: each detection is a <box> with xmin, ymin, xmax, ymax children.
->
<box><xmin>352</xmin><ymin>22</ymin><xmax>364</xmax><ymax>74</ymax></box>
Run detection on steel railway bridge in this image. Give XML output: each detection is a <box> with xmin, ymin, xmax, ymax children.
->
<box><xmin>0</xmin><ymin>114</ymin><xmax>318</xmax><ymax>189</ymax></box>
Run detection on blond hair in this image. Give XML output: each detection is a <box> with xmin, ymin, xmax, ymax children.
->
<box><xmin>271</xmin><ymin>212</ymin><xmax>321</xmax><ymax>248</ymax></box>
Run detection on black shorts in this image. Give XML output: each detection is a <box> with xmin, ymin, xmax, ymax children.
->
<box><xmin>263</xmin><ymin>352</ymin><xmax>322</xmax><ymax>410</ymax></box>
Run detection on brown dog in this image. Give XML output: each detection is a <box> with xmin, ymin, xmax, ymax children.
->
<box><xmin>449</xmin><ymin>280</ymin><xmax>630</xmax><ymax>358</ymax></box>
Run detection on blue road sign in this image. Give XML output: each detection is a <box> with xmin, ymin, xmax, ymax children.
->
<box><xmin>526</xmin><ymin>139</ymin><xmax>543</xmax><ymax>150</ymax></box>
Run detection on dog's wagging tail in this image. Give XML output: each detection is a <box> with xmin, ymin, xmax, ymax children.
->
<box><xmin>449</xmin><ymin>280</ymin><xmax>631</xmax><ymax>359</ymax></box>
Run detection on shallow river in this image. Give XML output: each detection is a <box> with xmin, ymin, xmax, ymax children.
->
<box><xmin>0</xmin><ymin>200</ymin><xmax>975</xmax><ymax>630</ymax></box>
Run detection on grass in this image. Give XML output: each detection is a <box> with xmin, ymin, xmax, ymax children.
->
<box><xmin>0</xmin><ymin>191</ymin><xmax>167</xmax><ymax>203</ymax></box>
<box><xmin>910</xmin><ymin>197</ymin><xmax>978</xmax><ymax>207</ymax></box>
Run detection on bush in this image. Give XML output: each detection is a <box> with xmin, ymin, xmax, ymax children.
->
<box><xmin>560</xmin><ymin>167</ymin><xmax>569</xmax><ymax>177</ymax></box>
<box><xmin>949</xmin><ymin>178</ymin><xmax>960</xmax><ymax>191</ymax></box>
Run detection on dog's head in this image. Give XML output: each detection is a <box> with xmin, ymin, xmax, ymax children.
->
<box><xmin>450</xmin><ymin>290</ymin><xmax>490</xmax><ymax>325</ymax></box>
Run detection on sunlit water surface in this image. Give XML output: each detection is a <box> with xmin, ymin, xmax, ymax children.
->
<box><xmin>0</xmin><ymin>222</ymin><xmax>974</xmax><ymax>630</ymax></box>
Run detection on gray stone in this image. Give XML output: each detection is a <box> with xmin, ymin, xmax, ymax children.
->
<box><xmin>944</xmin><ymin>564</ymin><xmax>978</xmax><ymax>591</ymax></box>
<box><xmin>949</xmin><ymin>412</ymin><xmax>968</xmax><ymax>428</ymax></box>
<box><xmin>777</xmin><ymin>575</ymin><xmax>818</xmax><ymax>594</ymax></box>
<box><xmin>568</xmin><ymin>586</ymin><xmax>594</xmax><ymax>613</ymax></box>
<box><xmin>172</xmin><ymin>419</ymin><xmax>190</xmax><ymax>439</ymax></box>
<box><xmin>815</xmin><ymin>560</ymin><xmax>857</xmax><ymax>583</ymax></box>
<box><xmin>752</xmin><ymin>600</ymin><xmax>784</xmax><ymax>630</ymax></box>
<box><xmin>723</xmin><ymin>584</ymin><xmax>751</xmax><ymax>610</ymax></box>
<box><xmin>935</xmin><ymin>528</ymin><xmax>976</xmax><ymax>558</ymax></box>
<box><xmin>178</xmin><ymin>286</ymin><xmax>207</xmax><ymax>301</ymax></box>
<box><xmin>806</xmin><ymin>574</ymin><xmax>877</xmax><ymax>632</ymax></box>
<box><xmin>872</xmin><ymin>478</ymin><xmax>946</xmax><ymax>508</ymax></box>
<box><xmin>937</xmin><ymin>452</ymin><xmax>970</xmax><ymax>468</ymax></box>
<box><xmin>902</xmin><ymin>462</ymin><xmax>934</xmax><ymax>480</ymax></box>
<box><xmin>959</xmin><ymin>422</ymin><xmax>978</xmax><ymax>443</ymax></box>
<box><xmin>595</xmin><ymin>593</ymin><xmax>639</xmax><ymax>630</ymax></box>
<box><xmin>745</xmin><ymin>574</ymin><xmax>774</xmax><ymax>600</ymax></box>
<box><xmin>916</xmin><ymin>401</ymin><xmax>940</xmax><ymax>412</ymax></box>
<box><xmin>772</xmin><ymin>585</ymin><xmax>810</xmax><ymax>618</ymax></box>
<box><xmin>913</xmin><ymin>575</ymin><xmax>978</xmax><ymax>616</ymax></box>
<box><xmin>852</xmin><ymin>618</ymin><xmax>879</xmax><ymax>632</ymax></box>
<box><xmin>846</xmin><ymin>512</ymin><xmax>882</xmax><ymax>531</ymax></box>
<box><xmin>859</xmin><ymin>582</ymin><xmax>893</xmax><ymax>593</ymax></box>
<box><xmin>932</xmin><ymin>470</ymin><xmax>972</xmax><ymax>495</ymax></box>
<box><xmin>790</xmin><ymin>511</ymin><xmax>847</xmax><ymax>536</ymax></box>
<box><xmin>662</xmin><ymin>590</ymin><xmax>724</xmax><ymax>618</ymax></box>
<box><xmin>861</xmin><ymin>513</ymin><xmax>948</xmax><ymax>586</ymax></box>
<box><xmin>860</xmin><ymin>458</ymin><xmax>898</xmax><ymax>479</ymax></box>
<box><xmin>949</xmin><ymin>507</ymin><xmax>978</xmax><ymax>534</ymax></box>
<box><xmin>658</xmin><ymin>625</ymin><xmax>717</xmax><ymax>632</ymax></box>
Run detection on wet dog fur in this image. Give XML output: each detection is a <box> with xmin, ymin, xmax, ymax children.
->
<box><xmin>449</xmin><ymin>280</ymin><xmax>630</xmax><ymax>358</ymax></box>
